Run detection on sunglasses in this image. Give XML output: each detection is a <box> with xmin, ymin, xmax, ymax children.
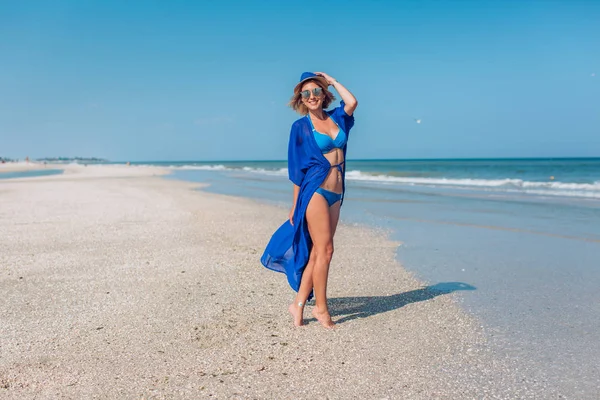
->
<box><xmin>300</xmin><ymin>87</ymin><xmax>323</xmax><ymax>99</ymax></box>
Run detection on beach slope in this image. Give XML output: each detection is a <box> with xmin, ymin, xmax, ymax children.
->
<box><xmin>0</xmin><ymin>166</ymin><xmax>557</xmax><ymax>398</ymax></box>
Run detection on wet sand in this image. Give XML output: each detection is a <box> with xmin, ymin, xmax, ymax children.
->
<box><xmin>0</xmin><ymin>165</ymin><xmax>561</xmax><ymax>398</ymax></box>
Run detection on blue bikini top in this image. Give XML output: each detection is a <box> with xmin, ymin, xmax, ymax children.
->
<box><xmin>307</xmin><ymin>115</ymin><xmax>348</xmax><ymax>154</ymax></box>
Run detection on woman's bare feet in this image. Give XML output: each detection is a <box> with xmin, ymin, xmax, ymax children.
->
<box><xmin>312</xmin><ymin>305</ymin><xmax>335</xmax><ymax>329</ymax></box>
<box><xmin>288</xmin><ymin>302</ymin><xmax>304</xmax><ymax>327</ymax></box>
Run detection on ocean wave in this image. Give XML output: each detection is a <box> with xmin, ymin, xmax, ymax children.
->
<box><xmin>513</xmin><ymin>189</ymin><xmax>600</xmax><ymax>199</ymax></box>
<box><xmin>166</xmin><ymin>163</ymin><xmax>600</xmax><ymax>199</ymax></box>
<box><xmin>169</xmin><ymin>164</ymin><xmax>229</xmax><ymax>171</ymax></box>
<box><xmin>344</xmin><ymin>170</ymin><xmax>600</xmax><ymax>191</ymax></box>
<box><xmin>169</xmin><ymin>164</ymin><xmax>288</xmax><ymax>176</ymax></box>
<box><xmin>343</xmin><ymin>171</ymin><xmax>600</xmax><ymax>199</ymax></box>
<box><xmin>241</xmin><ymin>167</ymin><xmax>288</xmax><ymax>176</ymax></box>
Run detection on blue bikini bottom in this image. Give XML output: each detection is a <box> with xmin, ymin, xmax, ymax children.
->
<box><xmin>315</xmin><ymin>187</ymin><xmax>342</xmax><ymax>207</ymax></box>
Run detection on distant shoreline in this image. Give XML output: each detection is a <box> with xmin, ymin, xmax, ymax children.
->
<box><xmin>0</xmin><ymin>162</ymin><xmax>50</xmax><ymax>173</ymax></box>
<box><xmin>110</xmin><ymin>156</ymin><xmax>600</xmax><ymax>164</ymax></box>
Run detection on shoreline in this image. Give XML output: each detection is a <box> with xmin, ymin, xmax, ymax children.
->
<box><xmin>0</xmin><ymin>162</ymin><xmax>50</xmax><ymax>173</ymax></box>
<box><xmin>175</xmin><ymin>167</ymin><xmax>600</xmax><ymax>397</ymax></box>
<box><xmin>0</xmin><ymin>165</ymin><xmax>560</xmax><ymax>398</ymax></box>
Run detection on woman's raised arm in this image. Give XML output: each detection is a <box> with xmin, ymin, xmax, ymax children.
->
<box><xmin>315</xmin><ymin>72</ymin><xmax>358</xmax><ymax>116</ymax></box>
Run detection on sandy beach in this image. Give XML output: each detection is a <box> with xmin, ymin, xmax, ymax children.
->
<box><xmin>0</xmin><ymin>166</ymin><xmax>561</xmax><ymax>399</ymax></box>
<box><xmin>0</xmin><ymin>162</ymin><xmax>49</xmax><ymax>173</ymax></box>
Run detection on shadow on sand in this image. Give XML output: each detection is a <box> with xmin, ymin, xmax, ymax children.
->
<box><xmin>311</xmin><ymin>282</ymin><xmax>477</xmax><ymax>325</ymax></box>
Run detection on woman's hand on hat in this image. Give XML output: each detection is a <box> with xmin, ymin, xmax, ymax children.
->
<box><xmin>315</xmin><ymin>72</ymin><xmax>336</xmax><ymax>85</ymax></box>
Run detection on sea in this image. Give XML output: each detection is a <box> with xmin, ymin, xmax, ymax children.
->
<box><xmin>150</xmin><ymin>157</ymin><xmax>600</xmax><ymax>396</ymax></box>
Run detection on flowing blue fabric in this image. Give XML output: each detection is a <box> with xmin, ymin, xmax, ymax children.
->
<box><xmin>261</xmin><ymin>101</ymin><xmax>355</xmax><ymax>293</ymax></box>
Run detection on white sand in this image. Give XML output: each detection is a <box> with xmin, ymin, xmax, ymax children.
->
<box><xmin>0</xmin><ymin>166</ymin><xmax>561</xmax><ymax>398</ymax></box>
<box><xmin>0</xmin><ymin>162</ymin><xmax>47</xmax><ymax>173</ymax></box>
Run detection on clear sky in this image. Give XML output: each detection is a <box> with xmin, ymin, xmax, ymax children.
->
<box><xmin>1</xmin><ymin>0</ymin><xmax>599</xmax><ymax>161</ymax></box>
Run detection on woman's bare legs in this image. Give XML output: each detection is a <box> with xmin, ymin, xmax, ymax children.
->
<box><xmin>290</xmin><ymin>193</ymin><xmax>340</xmax><ymax>328</ymax></box>
<box><xmin>311</xmin><ymin>200</ymin><xmax>340</xmax><ymax>328</ymax></box>
<box><xmin>289</xmin><ymin>194</ymin><xmax>341</xmax><ymax>327</ymax></box>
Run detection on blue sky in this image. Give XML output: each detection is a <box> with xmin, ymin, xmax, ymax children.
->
<box><xmin>1</xmin><ymin>0</ymin><xmax>598</xmax><ymax>161</ymax></box>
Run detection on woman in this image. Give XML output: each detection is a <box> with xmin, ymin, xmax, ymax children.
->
<box><xmin>261</xmin><ymin>71</ymin><xmax>358</xmax><ymax>328</ymax></box>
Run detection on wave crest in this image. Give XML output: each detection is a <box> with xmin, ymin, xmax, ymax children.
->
<box><xmin>167</xmin><ymin>164</ymin><xmax>600</xmax><ymax>199</ymax></box>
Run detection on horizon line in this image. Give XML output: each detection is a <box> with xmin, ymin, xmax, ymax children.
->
<box><xmin>118</xmin><ymin>156</ymin><xmax>600</xmax><ymax>163</ymax></box>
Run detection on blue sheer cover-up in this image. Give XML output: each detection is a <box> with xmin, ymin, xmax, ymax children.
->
<box><xmin>260</xmin><ymin>101</ymin><xmax>355</xmax><ymax>294</ymax></box>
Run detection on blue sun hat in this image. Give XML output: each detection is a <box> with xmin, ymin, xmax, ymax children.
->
<box><xmin>294</xmin><ymin>72</ymin><xmax>329</xmax><ymax>93</ymax></box>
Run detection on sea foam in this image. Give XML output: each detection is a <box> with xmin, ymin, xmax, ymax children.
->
<box><xmin>166</xmin><ymin>164</ymin><xmax>600</xmax><ymax>199</ymax></box>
